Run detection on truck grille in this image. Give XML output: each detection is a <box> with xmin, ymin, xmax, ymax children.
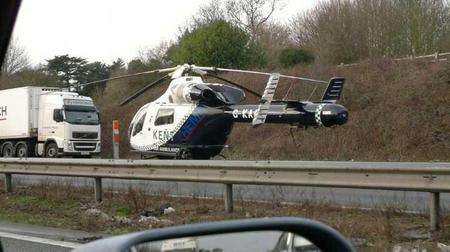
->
<box><xmin>73</xmin><ymin>132</ymin><xmax>98</xmax><ymax>139</ymax></box>
<box><xmin>74</xmin><ymin>142</ymin><xmax>97</xmax><ymax>152</ymax></box>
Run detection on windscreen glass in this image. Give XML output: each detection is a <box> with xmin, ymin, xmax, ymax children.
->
<box><xmin>65</xmin><ymin>110</ymin><xmax>100</xmax><ymax>125</ymax></box>
<box><xmin>132</xmin><ymin>112</ymin><xmax>147</xmax><ymax>136</ymax></box>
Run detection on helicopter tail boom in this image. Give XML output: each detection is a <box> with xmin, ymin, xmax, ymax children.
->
<box><xmin>227</xmin><ymin>102</ymin><xmax>348</xmax><ymax>128</ymax></box>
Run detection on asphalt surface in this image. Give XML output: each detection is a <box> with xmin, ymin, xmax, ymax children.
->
<box><xmin>7</xmin><ymin>174</ymin><xmax>450</xmax><ymax>213</ymax></box>
<box><xmin>0</xmin><ymin>221</ymin><xmax>96</xmax><ymax>252</ymax></box>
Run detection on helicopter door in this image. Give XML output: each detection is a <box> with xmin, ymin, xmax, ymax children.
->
<box><xmin>152</xmin><ymin>108</ymin><xmax>176</xmax><ymax>145</ymax></box>
<box><xmin>155</xmin><ymin>108</ymin><xmax>174</xmax><ymax>126</ymax></box>
<box><xmin>140</xmin><ymin>104</ymin><xmax>195</xmax><ymax>151</ymax></box>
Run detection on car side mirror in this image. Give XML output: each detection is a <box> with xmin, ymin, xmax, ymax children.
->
<box><xmin>53</xmin><ymin>109</ymin><xmax>63</xmax><ymax>122</ymax></box>
<box><xmin>73</xmin><ymin>217</ymin><xmax>355</xmax><ymax>252</ymax></box>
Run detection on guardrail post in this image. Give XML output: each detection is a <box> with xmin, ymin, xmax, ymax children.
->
<box><xmin>112</xmin><ymin>120</ymin><xmax>120</xmax><ymax>159</ymax></box>
<box><xmin>94</xmin><ymin>178</ymin><xmax>102</xmax><ymax>203</ymax></box>
<box><xmin>4</xmin><ymin>173</ymin><xmax>12</xmax><ymax>193</ymax></box>
<box><xmin>430</xmin><ymin>192</ymin><xmax>440</xmax><ymax>231</ymax></box>
<box><xmin>224</xmin><ymin>183</ymin><xmax>233</xmax><ymax>213</ymax></box>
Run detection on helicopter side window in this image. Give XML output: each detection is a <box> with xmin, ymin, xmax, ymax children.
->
<box><xmin>132</xmin><ymin>112</ymin><xmax>146</xmax><ymax>136</ymax></box>
<box><xmin>155</xmin><ymin>109</ymin><xmax>174</xmax><ymax>126</ymax></box>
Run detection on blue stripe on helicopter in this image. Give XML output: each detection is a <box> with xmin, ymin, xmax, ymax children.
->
<box><xmin>171</xmin><ymin>114</ymin><xmax>203</xmax><ymax>142</ymax></box>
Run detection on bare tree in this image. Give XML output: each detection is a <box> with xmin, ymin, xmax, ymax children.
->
<box><xmin>258</xmin><ymin>22</ymin><xmax>292</xmax><ymax>67</ymax></box>
<box><xmin>397</xmin><ymin>0</ymin><xmax>450</xmax><ymax>55</ymax></box>
<box><xmin>1</xmin><ymin>39</ymin><xmax>30</xmax><ymax>75</ymax></box>
<box><xmin>226</xmin><ymin>0</ymin><xmax>283</xmax><ymax>40</ymax></box>
<box><xmin>192</xmin><ymin>0</ymin><xmax>226</xmax><ymax>27</ymax></box>
<box><xmin>290</xmin><ymin>0</ymin><xmax>450</xmax><ymax>64</ymax></box>
<box><xmin>137</xmin><ymin>41</ymin><xmax>172</xmax><ymax>68</ymax></box>
<box><xmin>187</xmin><ymin>0</ymin><xmax>284</xmax><ymax>41</ymax></box>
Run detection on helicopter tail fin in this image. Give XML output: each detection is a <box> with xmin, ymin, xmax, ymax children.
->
<box><xmin>322</xmin><ymin>77</ymin><xmax>345</xmax><ymax>103</ymax></box>
<box><xmin>252</xmin><ymin>73</ymin><xmax>280</xmax><ymax>127</ymax></box>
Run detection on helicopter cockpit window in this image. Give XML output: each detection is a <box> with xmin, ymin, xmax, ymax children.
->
<box><xmin>155</xmin><ymin>109</ymin><xmax>174</xmax><ymax>126</ymax></box>
<box><xmin>132</xmin><ymin>112</ymin><xmax>146</xmax><ymax>136</ymax></box>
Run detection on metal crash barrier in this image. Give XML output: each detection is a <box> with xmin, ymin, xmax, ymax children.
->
<box><xmin>0</xmin><ymin>158</ymin><xmax>449</xmax><ymax>231</ymax></box>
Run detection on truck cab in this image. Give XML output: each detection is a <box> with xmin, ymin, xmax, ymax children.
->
<box><xmin>0</xmin><ymin>87</ymin><xmax>101</xmax><ymax>158</ymax></box>
<box><xmin>37</xmin><ymin>91</ymin><xmax>101</xmax><ymax>158</ymax></box>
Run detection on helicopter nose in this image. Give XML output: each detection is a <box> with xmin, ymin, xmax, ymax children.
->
<box><xmin>320</xmin><ymin>104</ymin><xmax>348</xmax><ymax>127</ymax></box>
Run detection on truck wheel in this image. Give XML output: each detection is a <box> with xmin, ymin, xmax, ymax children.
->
<box><xmin>15</xmin><ymin>142</ymin><xmax>29</xmax><ymax>158</ymax></box>
<box><xmin>45</xmin><ymin>143</ymin><xmax>59</xmax><ymax>158</ymax></box>
<box><xmin>2</xmin><ymin>142</ymin><xmax>15</xmax><ymax>158</ymax></box>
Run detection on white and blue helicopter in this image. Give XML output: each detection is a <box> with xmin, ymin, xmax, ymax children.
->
<box><xmin>84</xmin><ymin>64</ymin><xmax>348</xmax><ymax>159</ymax></box>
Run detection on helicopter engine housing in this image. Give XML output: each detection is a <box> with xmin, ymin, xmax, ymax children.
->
<box><xmin>168</xmin><ymin>82</ymin><xmax>225</xmax><ymax>105</ymax></box>
<box><xmin>188</xmin><ymin>84</ymin><xmax>222</xmax><ymax>104</ymax></box>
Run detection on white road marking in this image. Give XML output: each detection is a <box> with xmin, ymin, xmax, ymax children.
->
<box><xmin>0</xmin><ymin>231</ymin><xmax>80</xmax><ymax>249</ymax></box>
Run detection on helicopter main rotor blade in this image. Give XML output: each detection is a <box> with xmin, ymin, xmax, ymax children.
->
<box><xmin>195</xmin><ymin>66</ymin><xmax>328</xmax><ymax>84</ymax></box>
<box><xmin>120</xmin><ymin>74</ymin><xmax>171</xmax><ymax>106</ymax></box>
<box><xmin>206</xmin><ymin>73</ymin><xmax>262</xmax><ymax>98</ymax></box>
<box><xmin>81</xmin><ymin>66</ymin><xmax>179</xmax><ymax>87</ymax></box>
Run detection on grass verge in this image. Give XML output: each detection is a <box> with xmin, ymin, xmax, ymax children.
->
<box><xmin>0</xmin><ymin>181</ymin><xmax>448</xmax><ymax>250</ymax></box>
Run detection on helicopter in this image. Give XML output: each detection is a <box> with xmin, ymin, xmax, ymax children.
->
<box><xmin>83</xmin><ymin>64</ymin><xmax>348</xmax><ymax>160</ymax></box>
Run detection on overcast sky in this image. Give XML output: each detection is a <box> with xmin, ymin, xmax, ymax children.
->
<box><xmin>13</xmin><ymin>0</ymin><xmax>318</xmax><ymax>65</ymax></box>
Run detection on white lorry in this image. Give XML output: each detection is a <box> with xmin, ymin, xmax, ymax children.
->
<box><xmin>0</xmin><ymin>86</ymin><xmax>101</xmax><ymax>158</ymax></box>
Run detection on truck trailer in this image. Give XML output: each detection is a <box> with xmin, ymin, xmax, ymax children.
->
<box><xmin>0</xmin><ymin>87</ymin><xmax>101</xmax><ymax>158</ymax></box>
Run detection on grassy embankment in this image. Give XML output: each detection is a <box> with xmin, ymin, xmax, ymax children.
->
<box><xmin>94</xmin><ymin>60</ymin><xmax>449</xmax><ymax>161</ymax></box>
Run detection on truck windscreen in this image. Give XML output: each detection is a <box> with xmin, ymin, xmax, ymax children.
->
<box><xmin>65</xmin><ymin>110</ymin><xmax>100</xmax><ymax>125</ymax></box>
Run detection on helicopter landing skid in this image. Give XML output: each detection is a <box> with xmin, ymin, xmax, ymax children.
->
<box><xmin>134</xmin><ymin>149</ymin><xmax>179</xmax><ymax>160</ymax></box>
<box><xmin>135</xmin><ymin>144</ymin><xmax>230</xmax><ymax>160</ymax></box>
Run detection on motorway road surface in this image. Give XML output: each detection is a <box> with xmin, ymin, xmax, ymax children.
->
<box><xmin>7</xmin><ymin>174</ymin><xmax>450</xmax><ymax>213</ymax></box>
<box><xmin>0</xmin><ymin>221</ymin><xmax>99</xmax><ymax>252</ymax></box>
